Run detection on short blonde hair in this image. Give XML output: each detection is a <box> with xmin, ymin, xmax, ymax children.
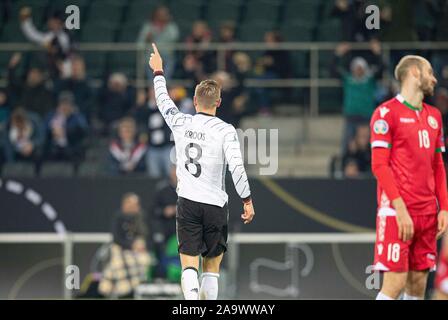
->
<box><xmin>194</xmin><ymin>79</ymin><xmax>221</xmax><ymax>109</ymax></box>
<box><xmin>394</xmin><ymin>55</ymin><xmax>428</xmax><ymax>83</ymax></box>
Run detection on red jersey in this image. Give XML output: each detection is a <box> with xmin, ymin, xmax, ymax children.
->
<box><xmin>370</xmin><ymin>94</ymin><xmax>445</xmax><ymax>216</ymax></box>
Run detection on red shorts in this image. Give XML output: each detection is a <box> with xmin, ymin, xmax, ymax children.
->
<box><xmin>435</xmin><ymin>249</ymin><xmax>448</xmax><ymax>294</ymax></box>
<box><xmin>373</xmin><ymin>208</ymin><xmax>438</xmax><ymax>272</ymax></box>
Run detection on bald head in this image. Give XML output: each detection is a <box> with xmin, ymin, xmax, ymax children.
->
<box><xmin>394</xmin><ymin>55</ymin><xmax>437</xmax><ymax>96</ymax></box>
<box><xmin>394</xmin><ymin>55</ymin><xmax>429</xmax><ymax>83</ymax></box>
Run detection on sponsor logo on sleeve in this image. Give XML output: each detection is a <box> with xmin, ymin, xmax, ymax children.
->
<box><xmin>373</xmin><ymin>119</ymin><xmax>389</xmax><ymax>135</ymax></box>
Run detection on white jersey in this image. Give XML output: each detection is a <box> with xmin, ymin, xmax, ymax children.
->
<box><xmin>154</xmin><ymin>75</ymin><xmax>251</xmax><ymax>207</ymax></box>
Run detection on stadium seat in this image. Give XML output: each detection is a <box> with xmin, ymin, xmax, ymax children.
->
<box><xmin>319</xmin><ymin>87</ymin><xmax>343</xmax><ymax>113</ymax></box>
<box><xmin>40</xmin><ymin>162</ymin><xmax>75</xmax><ymax>177</ymax></box>
<box><xmin>290</xmin><ymin>51</ymin><xmax>310</xmax><ymax>78</ymax></box>
<box><xmin>86</xmin><ymin>1</ymin><xmax>124</xmax><ymax>27</ymax></box>
<box><xmin>80</xmin><ymin>21</ymin><xmax>117</xmax><ymax>42</ymax></box>
<box><xmin>77</xmin><ymin>161</ymin><xmax>107</xmax><ymax>177</ymax></box>
<box><xmin>2</xmin><ymin>162</ymin><xmax>36</xmax><ymax>178</ymax></box>
<box><xmin>168</xmin><ymin>0</ymin><xmax>204</xmax><ymax>23</ymax></box>
<box><xmin>0</xmin><ymin>21</ymin><xmax>28</xmax><ymax>43</ymax></box>
<box><xmin>280</xmin><ymin>21</ymin><xmax>314</xmax><ymax>42</ymax></box>
<box><xmin>316</xmin><ymin>19</ymin><xmax>343</xmax><ymax>42</ymax></box>
<box><xmin>244</xmin><ymin>0</ymin><xmax>282</xmax><ymax>23</ymax></box>
<box><xmin>82</xmin><ymin>51</ymin><xmax>108</xmax><ymax>78</ymax></box>
<box><xmin>238</xmin><ymin>21</ymin><xmax>275</xmax><ymax>42</ymax></box>
<box><xmin>283</xmin><ymin>0</ymin><xmax>321</xmax><ymax>25</ymax></box>
<box><xmin>109</xmin><ymin>51</ymin><xmax>137</xmax><ymax>78</ymax></box>
<box><xmin>125</xmin><ymin>0</ymin><xmax>168</xmax><ymax>26</ymax></box>
<box><xmin>206</xmin><ymin>0</ymin><xmax>242</xmax><ymax>26</ymax></box>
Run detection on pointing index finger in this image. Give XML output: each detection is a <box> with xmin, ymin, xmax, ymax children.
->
<box><xmin>152</xmin><ymin>43</ymin><xmax>159</xmax><ymax>55</ymax></box>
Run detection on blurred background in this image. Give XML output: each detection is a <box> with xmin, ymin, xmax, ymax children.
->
<box><xmin>0</xmin><ymin>0</ymin><xmax>447</xmax><ymax>299</ymax></box>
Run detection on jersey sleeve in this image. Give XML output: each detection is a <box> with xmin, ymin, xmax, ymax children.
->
<box><xmin>153</xmin><ymin>75</ymin><xmax>190</xmax><ymax>132</ymax></box>
<box><xmin>370</xmin><ymin>105</ymin><xmax>394</xmax><ymax>149</ymax></box>
<box><xmin>222</xmin><ymin>126</ymin><xmax>251</xmax><ymax>200</ymax></box>
<box><xmin>435</xmin><ymin>111</ymin><xmax>446</xmax><ymax>153</ymax></box>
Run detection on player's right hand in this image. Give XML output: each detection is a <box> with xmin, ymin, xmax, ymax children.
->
<box><xmin>19</xmin><ymin>7</ymin><xmax>32</xmax><ymax>21</ymax></box>
<box><xmin>241</xmin><ymin>200</ymin><xmax>255</xmax><ymax>224</ymax></box>
<box><xmin>149</xmin><ymin>43</ymin><xmax>163</xmax><ymax>73</ymax></box>
<box><xmin>393</xmin><ymin>199</ymin><xmax>414</xmax><ymax>241</ymax></box>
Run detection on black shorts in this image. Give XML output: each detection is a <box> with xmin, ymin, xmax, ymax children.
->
<box><xmin>176</xmin><ymin>197</ymin><xmax>229</xmax><ymax>258</ymax></box>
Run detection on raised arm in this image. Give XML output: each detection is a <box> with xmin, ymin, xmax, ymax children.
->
<box><xmin>20</xmin><ymin>8</ymin><xmax>50</xmax><ymax>46</ymax></box>
<box><xmin>149</xmin><ymin>43</ymin><xmax>189</xmax><ymax>130</ymax></box>
<box><xmin>222</xmin><ymin>126</ymin><xmax>254</xmax><ymax>224</ymax></box>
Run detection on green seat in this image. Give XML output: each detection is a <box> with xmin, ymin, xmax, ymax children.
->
<box><xmin>169</xmin><ymin>0</ymin><xmax>203</xmax><ymax>23</ymax></box>
<box><xmin>207</xmin><ymin>0</ymin><xmax>242</xmax><ymax>24</ymax></box>
<box><xmin>319</xmin><ymin>87</ymin><xmax>343</xmax><ymax>114</ymax></box>
<box><xmin>316</xmin><ymin>19</ymin><xmax>342</xmax><ymax>42</ymax></box>
<box><xmin>125</xmin><ymin>0</ymin><xmax>167</xmax><ymax>25</ymax></box>
<box><xmin>109</xmin><ymin>51</ymin><xmax>137</xmax><ymax>78</ymax></box>
<box><xmin>118</xmin><ymin>23</ymin><xmax>141</xmax><ymax>42</ymax></box>
<box><xmin>318</xmin><ymin>50</ymin><xmax>335</xmax><ymax>78</ymax></box>
<box><xmin>83</xmin><ymin>52</ymin><xmax>107</xmax><ymax>78</ymax></box>
<box><xmin>283</xmin><ymin>0</ymin><xmax>321</xmax><ymax>25</ymax></box>
<box><xmin>0</xmin><ymin>21</ymin><xmax>28</xmax><ymax>42</ymax></box>
<box><xmin>87</xmin><ymin>2</ymin><xmax>123</xmax><ymax>26</ymax></box>
<box><xmin>81</xmin><ymin>22</ymin><xmax>116</xmax><ymax>42</ymax></box>
<box><xmin>280</xmin><ymin>21</ymin><xmax>314</xmax><ymax>42</ymax></box>
<box><xmin>244</xmin><ymin>0</ymin><xmax>281</xmax><ymax>23</ymax></box>
<box><xmin>238</xmin><ymin>21</ymin><xmax>275</xmax><ymax>42</ymax></box>
<box><xmin>290</xmin><ymin>51</ymin><xmax>310</xmax><ymax>78</ymax></box>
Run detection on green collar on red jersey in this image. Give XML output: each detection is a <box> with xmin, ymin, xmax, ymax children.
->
<box><xmin>396</xmin><ymin>94</ymin><xmax>422</xmax><ymax>111</ymax></box>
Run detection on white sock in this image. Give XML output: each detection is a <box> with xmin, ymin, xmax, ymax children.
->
<box><xmin>199</xmin><ymin>272</ymin><xmax>219</xmax><ymax>300</ymax></box>
<box><xmin>403</xmin><ymin>292</ymin><xmax>421</xmax><ymax>300</ymax></box>
<box><xmin>376</xmin><ymin>292</ymin><xmax>394</xmax><ymax>300</ymax></box>
<box><xmin>181</xmin><ymin>267</ymin><xmax>199</xmax><ymax>300</ymax></box>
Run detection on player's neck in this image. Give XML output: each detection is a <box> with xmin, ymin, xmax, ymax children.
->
<box><xmin>196</xmin><ymin>108</ymin><xmax>216</xmax><ymax>116</ymax></box>
<box><xmin>400</xmin><ymin>85</ymin><xmax>424</xmax><ymax>110</ymax></box>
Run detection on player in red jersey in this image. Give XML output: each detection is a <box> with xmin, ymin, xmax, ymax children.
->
<box><xmin>370</xmin><ymin>55</ymin><xmax>448</xmax><ymax>300</ymax></box>
<box><xmin>434</xmin><ymin>233</ymin><xmax>448</xmax><ymax>299</ymax></box>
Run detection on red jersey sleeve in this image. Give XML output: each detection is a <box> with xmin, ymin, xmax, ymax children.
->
<box><xmin>370</xmin><ymin>105</ymin><xmax>394</xmax><ymax>149</ymax></box>
<box><xmin>435</xmin><ymin>111</ymin><xmax>446</xmax><ymax>153</ymax></box>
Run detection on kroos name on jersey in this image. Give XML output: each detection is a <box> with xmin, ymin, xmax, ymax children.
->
<box><xmin>185</xmin><ymin>130</ymin><xmax>206</xmax><ymax>141</ymax></box>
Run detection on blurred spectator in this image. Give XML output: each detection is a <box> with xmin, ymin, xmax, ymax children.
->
<box><xmin>132</xmin><ymin>87</ymin><xmax>173</xmax><ymax>178</ymax></box>
<box><xmin>3</xmin><ymin>108</ymin><xmax>44</xmax><ymax>168</ymax></box>
<box><xmin>379</xmin><ymin>0</ymin><xmax>417</xmax><ymax>42</ymax></box>
<box><xmin>98</xmin><ymin>73</ymin><xmax>134</xmax><ymax>133</ymax></box>
<box><xmin>43</xmin><ymin>92</ymin><xmax>88</xmax><ymax>164</ymax></box>
<box><xmin>186</xmin><ymin>21</ymin><xmax>216</xmax><ymax>74</ymax></box>
<box><xmin>342</xmin><ymin>125</ymin><xmax>371</xmax><ymax>178</ymax></box>
<box><xmin>99</xmin><ymin>193</ymin><xmax>150</xmax><ymax>298</ymax></box>
<box><xmin>19</xmin><ymin>7</ymin><xmax>72</xmax><ymax>79</ymax></box>
<box><xmin>254</xmin><ymin>31</ymin><xmax>292</xmax><ymax>113</ymax></box>
<box><xmin>212</xmin><ymin>70</ymin><xmax>249</xmax><ymax>127</ymax></box>
<box><xmin>332</xmin><ymin>41</ymin><xmax>384</xmax><ymax>151</ymax></box>
<box><xmin>150</xmin><ymin>166</ymin><xmax>180</xmax><ymax>280</ymax></box>
<box><xmin>177</xmin><ymin>53</ymin><xmax>206</xmax><ymax>87</ymax></box>
<box><xmin>170</xmin><ymin>86</ymin><xmax>194</xmax><ymax>115</ymax></box>
<box><xmin>7</xmin><ymin>53</ymin><xmax>55</xmax><ymax>118</ymax></box>
<box><xmin>0</xmin><ymin>89</ymin><xmax>11</xmax><ymax>128</ymax></box>
<box><xmin>56</xmin><ymin>55</ymin><xmax>94</xmax><ymax>121</ymax></box>
<box><xmin>331</xmin><ymin>0</ymin><xmax>368</xmax><ymax>42</ymax></box>
<box><xmin>108</xmin><ymin>117</ymin><xmax>147</xmax><ymax>175</ymax></box>
<box><xmin>137</xmin><ymin>6</ymin><xmax>179</xmax><ymax>79</ymax></box>
<box><xmin>218</xmin><ymin>21</ymin><xmax>237</xmax><ymax>72</ymax></box>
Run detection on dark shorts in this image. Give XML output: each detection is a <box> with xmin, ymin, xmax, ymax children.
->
<box><xmin>176</xmin><ymin>197</ymin><xmax>228</xmax><ymax>258</ymax></box>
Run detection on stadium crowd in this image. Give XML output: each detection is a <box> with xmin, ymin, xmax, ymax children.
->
<box><xmin>0</xmin><ymin>0</ymin><xmax>447</xmax><ymax>180</ymax></box>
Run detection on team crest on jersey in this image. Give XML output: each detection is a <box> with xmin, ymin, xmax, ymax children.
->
<box><xmin>427</xmin><ymin>116</ymin><xmax>438</xmax><ymax>129</ymax></box>
<box><xmin>373</xmin><ymin>119</ymin><xmax>389</xmax><ymax>135</ymax></box>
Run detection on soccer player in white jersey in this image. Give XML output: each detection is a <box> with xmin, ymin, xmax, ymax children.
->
<box><xmin>149</xmin><ymin>43</ymin><xmax>255</xmax><ymax>300</ymax></box>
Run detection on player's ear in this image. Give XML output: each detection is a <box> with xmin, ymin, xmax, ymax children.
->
<box><xmin>216</xmin><ymin>98</ymin><xmax>222</xmax><ymax>109</ymax></box>
<box><xmin>193</xmin><ymin>96</ymin><xmax>199</xmax><ymax>111</ymax></box>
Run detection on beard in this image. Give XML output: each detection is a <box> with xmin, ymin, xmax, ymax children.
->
<box><xmin>420</xmin><ymin>77</ymin><xmax>435</xmax><ymax>96</ymax></box>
